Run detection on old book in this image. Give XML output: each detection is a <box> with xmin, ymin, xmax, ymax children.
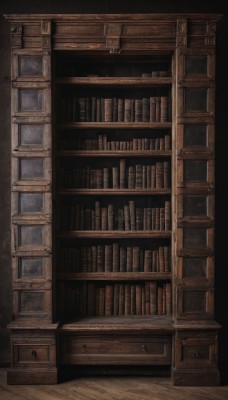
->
<box><xmin>132</xmin><ymin>246</ymin><xmax>140</xmax><ymax>272</ymax></box>
<box><xmin>98</xmin><ymin>286</ymin><xmax>105</xmax><ymax>316</ymax></box>
<box><xmin>124</xmin><ymin>204</ymin><xmax>130</xmax><ymax>231</ymax></box>
<box><xmin>126</xmin><ymin>246</ymin><xmax>133</xmax><ymax>272</ymax></box>
<box><xmin>101</xmin><ymin>207</ymin><xmax>108</xmax><ymax>230</ymax></box>
<box><xmin>117</xmin><ymin>98</ymin><xmax>124</xmax><ymax>122</ymax></box>
<box><xmin>135</xmin><ymin>99</ymin><xmax>142</xmax><ymax>122</ymax></box>
<box><xmin>149</xmin><ymin>281</ymin><xmax>157</xmax><ymax>315</ymax></box>
<box><xmin>136</xmin><ymin>284</ymin><xmax>142</xmax><ymax>315</ymax></box>
<box><xmin>113</xmin><ymin>284</ymin><xmax>120</xmax><ymax>315</ymax></box>
<box><xmin>112</xmin><ymin>242</ymin><xmax>120</xmax><ymax>272</ymax></box>
<box><xmin>155</xmin><ymin>96</ymin><xmax>161</xmax><ymax>122</ymax></box>
<box><xmin>145</xmin><ymin>282</ymin><xmax>150</xmax><ymax>315</ymax></box>
<box><xmin>149</xmin><ymin>97</ymin><xmax>156</xmax><ymax>122</ymax></box>
<box><xmin>157</xmin><ymin>285</ymin><xmax>163</xmax><ymax>315</ymax></box>
<box><xmin>142</xmin><ymin>97</ymin><xmax>150</xmax><ymax>122</ymax></box>
<box><xmin>130</xmin><ymin>284</ymin><xmax>136</xmax><ymax>315</ymax></box>
<box><xmin>104</xmin><ymin>244</ymin><xmax>112</xmax><ymax>272</ymax></box>
<box><xmin>104</xmin><ymin>98</ymin><xmax>113</xmax><ymax>122</ymax></box>
<box><xmin>95</xmin><ymin>201</ymin><xmax>101</xmax><ymax>230</ymax></box>
<box><xmin>156</xmin><ymin>162</ymin><xmax>164</xmax><ymax>188</ymax></box>
<box><xmin>160</xmin><ymin>96</ymin><xmax>168</xmax><ymax>122</ymax></box>
<box><xmin>124</xmin><ymin>98</ymin><xmax>132</xmax><ymax>122</ymax></box>
<box><xmin>120</xmin><ymin>246</ymin><xmax>126</xmax><ymax>272</ymax></box>
<box><xmin>163</xmin><ymin>161</ymin><xmax>170</xmax><ymax>188</ymax></box>
<box><xmin>108</xmin><ymin>204</ymin><xmax>114</xmax><ymax>230</ymax></box>
<box><xmin>120</xmin><ymin>158</ymin><xmax>126</xmax><ymax>188</ymax></box>
<box><xmin>112</xmin><ymin>166</ymin><xmax>119</xmax><ymax>189</ymax></box>
<box><xmin>166</xmin><ymin>282</ymin><xmax>172</xmax><ymax>315</ymax></box>
<box><xmin>97</xmin><ymin>245</ymin><xmax>104</xmax><ymax>272</ymax></box>
<box><xmin>158</xmin><ymin>246</ymin><xmax>165</xmax><ymax>272</ymax></box>
<box><xmin>144</xmin><ymin>249</ymin><xmax>152</xmax><ymax>272</ymax></box>
<box><xmin>128</xmin><ymin>165</ymin><xmax>135</xmax><ymax>189</ymax></box>
<box><xmin>124</xmin><ymin>284</ymin><xmax>131</xmax><ymax>315</ymax></box>
<box><xmin>165</xmin><ymin>200</ymin><xmax>171</xmax><ymax>230</ymax></box>
<box><xmin>105</xmin><ymin>284</ymin><xmax>114</xmax><ymax>316</ymax></box>
<box><xmin>119</xmin><ymin>284</ymin><xmax>125</xmax><ymax>315</ymax></box>
<box><xmin>164</xmin><ymin>246</ymin><xmax>170</xmax><ymax>272</ymax></box>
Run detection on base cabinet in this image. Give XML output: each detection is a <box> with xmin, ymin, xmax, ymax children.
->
<box><xmin>172</xmin><ymin>328</ymin><xmax>220</xmax><ymax>386</ymax></box>
<box><xmin>7</xmin><ymin>324</ymin><xmax>58</xmax><ymax>385</ymax></box>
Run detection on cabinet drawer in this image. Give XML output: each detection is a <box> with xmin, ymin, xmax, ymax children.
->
<box><xmin>175</xmin><ymin>336</ymin><xmax>217</xmax><ymax>369</ymax></box>
<box><xmin>12</xmin><ymin>340</ymin><xmax>56</xmax><ymax>368</ymax></box>
<box><xmin>60</xmin><ymin>335</ymin><xmax>172</xmax><ymax>365</ymax></box>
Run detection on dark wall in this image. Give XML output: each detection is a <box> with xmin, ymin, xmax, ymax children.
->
<box><xmin>0</xmin><ymin>0</ymin><xmax>228</xmax><ymax>382</ymax></box>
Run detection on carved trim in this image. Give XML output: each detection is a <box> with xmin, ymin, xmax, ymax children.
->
<box><xmin>176</xmin><ymin>19</ymin><xmax>187</xmax><ymax>48</ymax></box>
<box><xmin>104</xmin><ymin>23</ymin><xmax>122</xmax><ymax>54</ymax></box>
<box><xmin>205</xmin><ymin>20</ymin><xmax>216</xmax><ymax>47</ymax></box>
<box><xmin>41</xmin><ymin>20</ymin><xmax>52</xmax><ymax>50</ymax></box>
<box><xmin>10</xmin><ymin>23</ymin><xmax>22</xmax><ymax>49</ymax></box>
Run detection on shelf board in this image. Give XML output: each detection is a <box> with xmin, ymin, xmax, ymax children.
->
<box><xmin>56</xmin><ymin>77</ymin><xmax>172</xmax><ymax>86</ymax></box>
<box><xmin>57</xmin><ymin>188</ymin><xmax>171</xmax><ymax>195</ymax></box>
<box><xmin>60</xmin><ymin>316</ymin><xmax>174</xmax><ymax>333</ymax></box>
<box><xmin>57</xmin><ymin>150</ymin><xmax>172</xmax><ymax>157</ymax></box>
<box><xmin>57</xmin><ymin>272</ymin><xmax>172</xmax><ymax>280</ymax></box>
<box><xmin>58</xmin><ymin>230</ymin><xmax>172</xmax><ymax>238</ymax></box>
<box><xmin>58</xmin><ymin>122</ymin><xmax>172</xmax><ymax>130</ymax></box>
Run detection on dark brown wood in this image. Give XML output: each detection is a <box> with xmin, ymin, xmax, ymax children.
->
<box><xmin>5</xmin><ymin>12</ymin><xmax>222</xmax><ymax>386</ymax></box>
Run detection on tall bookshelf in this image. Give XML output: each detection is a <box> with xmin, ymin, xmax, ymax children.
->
<box><xmin>5</xmin><ymin>13</ymin><xmax>222</xmax><ymax>386</ymax></box>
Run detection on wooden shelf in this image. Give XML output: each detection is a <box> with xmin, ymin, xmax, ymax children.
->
<box><xmin>58</xmin><ymin>230</ymin><xmax>172</xmax><ymax>239</ymax></box>
<box><xmin>57</xmin><ymin>272</ymin><xmax>172</xmax><ymax>280</ymax></box>
<box><xmin>56</xmin><ymin>77</ymin><xmax>172</xmax><ymax>86</ymax></box>
<box><xmin>58</xmin><ymin>122</ymin><xmax>172</xmax><ymax>130</ymax></box>
<box><xmin>57</xmin><ymin>150</ymin><xmax>172</xmax><ymax>157</ymax></box>
<box><xmin>57</xmin><ymin>189</ymin><xmax>171</xmax><ymax>195</ymax></box>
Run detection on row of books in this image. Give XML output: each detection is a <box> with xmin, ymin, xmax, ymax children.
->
<box><xmin>60</xmin><ymin>200</ymin><xmax>171</xmax><ymax>231</ymax></box>
<box><xmin>57</xmin><ymin>281</ymin><xmax>172</xmax><ymax>317</ymax></box>
<box><xmin>58</xmin><ymin>96</ymin><xmax>170</xmax><ymax>123</ymax></box>
<box><xmin>58</xmin><ymin>161</ymin><xmax>170</xmax><ymax>189</ymax></box>
<box><xmin>59</xmin><ymin>134</ymin><xmax>171</xmax><ymax>151</ymax></box>
<box><xmin>59</xmin><ymin>244</ymin><xmax>171</xmax><ymax>273</ymax></box>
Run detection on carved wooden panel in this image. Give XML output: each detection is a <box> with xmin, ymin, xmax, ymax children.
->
<box><xmin>177</xmin><ymin>287</ymin><xmax>214</xmax><ymax>319</ymax></box>
<box><xmin>175</xmin><ymin>334</ymin><xmax>218</xmax><ymax>369</ymax></box>
<box><xmin>176</xmin><ymin>256</ymin><xmax>214</xmax><ymax>284</ymax></box>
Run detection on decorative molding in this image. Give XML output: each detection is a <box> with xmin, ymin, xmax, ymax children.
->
<box><xmin>10</xmin><ymin>23</ymin><xmax>22</xmax><ymax>49</ymax></box>
<box><xmin>104</xmin><ymin>23</ymin><xmax>122</xmax><ymax>54</ymax></box>
<box><xmin>41</xmin><ymin>20</ymin><xmax>52</xmax><ymax>50</ymax></box>
<box><xmin>176</xmin><ymin>19</ymin><xmax>187</xmax><ymax>48</ymax></box>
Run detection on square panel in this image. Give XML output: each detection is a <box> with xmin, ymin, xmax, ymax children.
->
<box><xmin>184</xmin><ymin>125</ymin><xmax>207</xmax><ymax>147</ymax></box>
<box><xmin>184</xmin><ymin>160</ymin><xmax>207</xmax><ymax>183</ymax></box>
<box><xmin>183</xmin><ymin>258</ymin><xmax>207</xmax><ymax>279</ymax></box>
<box><xmin>183</xmin><ymin>228</ymin><xmax>207</xmax><ymax>249</ymax></box>
<box><xmin>20</xmin><ymin>291</ymin><xmax>44</xmax><ymax>313</ymax></box>
<box><xmin>183</xmin><ymin>195</ymin><xmax>207</xmax><ymax>217</ymax></box>
<box><xmin>185</xmin><ymin>55</ymin><xmax>207</xmax><ymax>75</ymax></box>
<box><xmin>177</xmin><ymin>287</ymin><xmax>214</xmax><ymax>319</ymax></box>
<box><xmin>184</xmin><ymin>88</ymin><xmax>207</xmax><ymax>112</ymax></box>
<box><xmin>176</xmin><ymin>256</ymin><xmax>214</xmax><ymax>284</ymax></box>
<box><xmin>19</xmin><ymin>56</ymin><xmax>43</xmax><ymax>76</ymax></box>
<box><xmin>19</xmin><ymin>124</ymin><xmax>44</xmax><ymax>147</ymax></box>
<box><xmin>12</xmin><ymin>255</ymin><xmax>52</xmax><ymax>282</ymax></box>
<box><xmin>20</xmin><ymin>158</ymin><xmax>44</xmax><ymax>180</ymax></box>
<box><xmin>19</xmin><ymin>89</ymin><xmax>42</xmax><ymax>111</ymax></box>
<box><xmin>20</xmin><ymin>225</ymin><xmax>43</xmax><ymax>246</ymax></box>
<box><xmin>13</xmin><ymin>288</ymin><xmax>52</xmax><ymax>320</ymax></box>
<box><xmin>20</xmin><ymin>193</ymin><xmax>44</xmax><ymax>213</ymax></box>
<box><xmin>19</xmin><ymin>257</ymin><xmax>44</xmax><ymax>278</ymax></box>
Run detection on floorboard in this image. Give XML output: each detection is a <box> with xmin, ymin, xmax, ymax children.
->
<box><xmin>1</xmin><ymin>368</ymin><xmax>228</xmax><ymax>400</ymax></box>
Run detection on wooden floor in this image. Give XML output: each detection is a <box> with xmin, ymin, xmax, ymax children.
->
<box><xmin>1</xmin><ymin>368</ymin><xmax>228</xmax><ymax>400</ymax></box>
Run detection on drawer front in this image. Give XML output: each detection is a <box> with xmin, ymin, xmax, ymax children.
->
<box><xmin>175</xmin><ymin>337</ymin><xmax>217</xmax><ymax>369</ymax></box>
<box><xmin>60</xmin><ymin>335</ymin><xmax>172</xmax><ymax>365</ymax></box>
<box><xmin>12</xmin><ymin>340</ymin><xmax>56</xmax><ymax>368</ymax></box>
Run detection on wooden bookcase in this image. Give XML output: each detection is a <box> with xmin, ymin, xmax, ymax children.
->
<box><xmin>5</xmin><ymin>13</ymin><xmax>222</xmax><ymax>386</ymax></box>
